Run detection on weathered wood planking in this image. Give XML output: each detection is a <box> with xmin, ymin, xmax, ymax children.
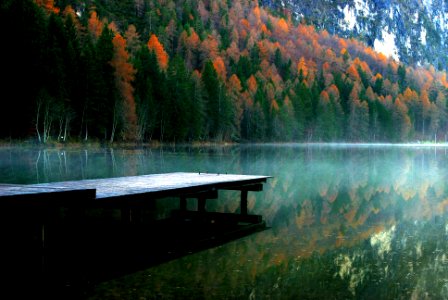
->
<box><xmin>0</xmin><ymin>184</ymin><xmax>96</xmax><ymax>206</ymax></box>
<box><xmin>21</xmin><ymin>172</ymin><xmax>271</xmax><ymax>203</ymax></box>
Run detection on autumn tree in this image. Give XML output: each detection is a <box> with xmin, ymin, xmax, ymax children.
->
<box><xmin>227</xmin><ymin>74</ymin><xmax>244</xmax><ymax>138</ymax></box>
<box><xmin>88</xmin><ymin>11</ymin><xmax>103</xmax><ymax>40</ymax></box>
<box><xmin>111</xmin><ymin>33</ymin><xmax>137</xmax><ymax>141</ymax></box>
<box><xmin>213</xmin><ymin>57</ymin><xmax>227</xmax><ymax>81</ymax></box>
<box><xmin>3</xmin><ymin>0</ymin><xmax>448</xmax><ymax>144</ymax></box>
<box><xmin>297</xmin><ymin>57</ymin><xmax>308</xmax><ymax>81</ymax></box>
<box><xmin>393</xmin><ymin>97</ymin><xmax>411</xmax><ymax>141</ymax></box>
<box><xmin>35</xmin><ymin>0</ymin><xmax>59</xmax><ymax>14</ymax></box>
<box><xmin>124</xmin><ymin>24</ymin><xmax>140</xmax><ymax>57</ymax></box>
<box><xmin>147</xmin><ymin>34</ymin><xmax>169</xmax><ymax>71</ymax></box>
<box><xmin>275</xmin><ymin>18</ymin><xmax>289</xmax><ymax>39</ymax></box>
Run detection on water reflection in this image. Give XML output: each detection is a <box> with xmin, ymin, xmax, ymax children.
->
<box><xmin>1</xmin><ymin>145</ymin><xmax>448</xmax><ymax>298</ymax></box>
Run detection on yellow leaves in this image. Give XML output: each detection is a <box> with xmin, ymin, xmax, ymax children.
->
<box><xmin>377</xmin><ymin>52</ymin><xmax>388</xmax><ymax>63</ymax></box>
<box><xmin>402</xmin><ymin>87</ymin><xmax>418</xmax><ymax>103</ymax></box>
<box><xmin>373</xmin><ymin>73</ymin><xmax>383</xmax><ymax>80</ymax></box>
<box><xmin>252</xmin><ymin>6</ymin><xmax>261</xmax><ymax>20</ymax></box>
<box><xmin>338</xmin><ymin>39</ymin><xmax>348</xmax><ymax>50</ymax></box>
<box><xmin>297</xmin><ymin>57</ymin><xmax>308</xmax><ymax>78</ymax></box>
<box><xmin>276</xmin><ymin>18</ymin><xmax>289</xmax><ymax>36</ymax></box>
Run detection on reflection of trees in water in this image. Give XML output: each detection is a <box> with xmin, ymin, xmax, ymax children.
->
<box><xmin>85</xmin><ymin>146</ymin><xmax>448</xmax><ymax>299</ymax></box>
<box><xmin>255</xmin><ymin>219</ymin><xmax>448</xmax><ymax>299</ymax></box>
<box><xmin>101</xmin><ymin>219</ymin><xmax>448</xmax><ymax>299</ymax></box>
<box><xmin>2</xmin><ymin>146</ymin><xmax>448</xmax><ymax>298</ymax></box>
<box><xmin>260</xmin><ymin>147</ymin><xmax>448</xmax><ymax>238</ymax></box>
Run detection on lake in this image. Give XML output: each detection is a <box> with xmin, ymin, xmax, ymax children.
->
<box><xmin>2</xmin><ymin>144</ymin><xmax>448</xmax><ymax>299</ymax></box>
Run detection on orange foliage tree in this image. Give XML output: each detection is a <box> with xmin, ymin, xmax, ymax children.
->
<box><xmin>297</xmin><ymin>57</ymin><xmax>308</xmax><ymax>79</ymax></box>
<box><xmin>393</xmin><ymin>97</ymin><xmax>411</xmax><ymax>141</ymax></box>
<box><xmin>88</xmin><ymin>11</ymin><xmax>103</xmax><ymax>40</ymax></box>
<box><xmin>35</xmin><ymin>0</ymin><xmax>60</xmax><ymax>14</ymax></box>
<box><xmin>276</xmin><ymin>18</ymin><xmax>289</xmax><ymax>35</ymax></box>
<box><xmin>111</xmin><ymin>33</ymin><xmax>137</xmax><ymax>140</ymax></box>
<box><xmin>147</xmin><ymin>34</ymin><xmax>169</xmax><ymax>71</ymax></box>
<box><xmin>247</xmin><ymin>75</ymin><xmax>258</xmax><ymax>95</ymax></box>
<box><xmin>347</xmin><ymin>64</ymin><xmax>360</xmax><ymax>82</ymax></box>
<box><xmin>213</xmin><ymin>57</ymin><xmax>227</xmax><ymax>81</ymax></box>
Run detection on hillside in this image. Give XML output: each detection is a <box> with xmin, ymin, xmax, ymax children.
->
<box><xmin>1</xmin><ymin>0</ymin><xmax>448</xmax><ymax>143</ymax></box>
<box><xmin>265</xmin><ymin>0</ymin><xmax>448</xmax><ymax>71</ymax></box>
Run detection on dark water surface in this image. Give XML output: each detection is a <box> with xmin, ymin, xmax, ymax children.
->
<box><xmin>2</xmin><ymin>144</ymin><xmax>448</xmax><ymax>299</ymax></box>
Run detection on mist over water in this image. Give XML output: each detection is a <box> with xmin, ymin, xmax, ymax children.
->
<box><xmin>2</xmin><ymin>144</ymin><xmax>448</xmax><ymax>299</ymax></box>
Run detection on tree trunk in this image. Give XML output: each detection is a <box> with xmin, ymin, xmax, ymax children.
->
<box><xmin>36</xmin><ymin>101</ymin><xmax>42</xmax><ymax>143</ymax></box>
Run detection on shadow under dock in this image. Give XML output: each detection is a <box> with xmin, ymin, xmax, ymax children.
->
<box><xmin>0</xmin><ymin>173</ymin><xmax>271</xmax><ymax>298</ymax></box>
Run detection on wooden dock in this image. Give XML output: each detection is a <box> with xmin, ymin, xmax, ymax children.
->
<box><xmin>0</xmin><ymin>172</ymin><xmax>271</xmax><ymax>297</ymax></box>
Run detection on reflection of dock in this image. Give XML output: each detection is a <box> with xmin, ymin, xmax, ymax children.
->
<box><xmin>0</xmin><ymin>173</ymin><xmax>271</xmax><ymax>297</ymax></box>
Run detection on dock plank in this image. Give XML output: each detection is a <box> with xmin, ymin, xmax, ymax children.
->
<box><xmin>23</xmin><ymin>172</ymin><xmax>271</xmax><ymax>201</ymax></box>
<box><xmin>0</xmin><ymin>184</ymin><xmax>96</xmax><ymax>206</ymax></box>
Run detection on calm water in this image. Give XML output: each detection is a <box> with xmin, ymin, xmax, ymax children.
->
<box><xmin>2</xmin><ymin>144</ymin><xmax>448</xmax><ymax>299</ymax></box>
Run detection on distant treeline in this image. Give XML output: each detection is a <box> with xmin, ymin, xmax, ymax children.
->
<box><xmin>1</xmin><ymin>0</ymin><xmax>448</xmax><ymax>143</ymax></box>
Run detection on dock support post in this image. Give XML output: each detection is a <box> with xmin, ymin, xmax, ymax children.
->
<box><xmin>241</xmin><ymin>190</ymin><xmax>248</xmax><ymax>215</ymax></box>
<box><xmin>180</xmin><ymin>196</ymin><xmax>187</xmax><ymax>211</ymax></box>
<box><xmin>198</xmin><ymin>196</ymin><xmax>206</xmax><ymax>212</ymax></box>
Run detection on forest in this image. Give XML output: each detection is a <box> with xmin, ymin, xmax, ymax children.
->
<box><xmin>1</xmin><ymin>0</ymin><xmax>448</xmax><ymax>143</ymax></box>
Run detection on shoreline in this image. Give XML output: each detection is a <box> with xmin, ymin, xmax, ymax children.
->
<box><xmin>0</xmin><ymin>139</ymin><xmax>240</xmax><ymax>149</ymax></box>
<box><xmin>2</xmin><ymin>139</ymin><xmax>448</xmax><ymax>149</ymax></box>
